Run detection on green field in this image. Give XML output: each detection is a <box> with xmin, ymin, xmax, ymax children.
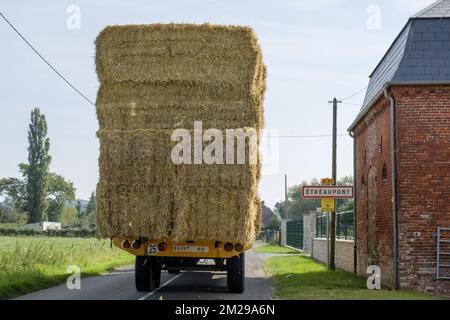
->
<box><xmin>0</xmin><ymin>236</ymin><xmax>134</xmax><ymax>299</ymax></box>
<box><xmin>265</xmin><ymin>255</ymin><xmax>439</xmax><ymax>300</ymax></box>
<box><xmin>254</xmin><ymin>244</ymin><xmax>299</xmax><ymax>254</ymax></box>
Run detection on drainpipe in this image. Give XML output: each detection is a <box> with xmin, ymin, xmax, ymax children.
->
<box><xmin>349</xmin><ymin>130</ymin><xmax>357</xmax><ymax>274</ymax></box>
<box><xmin>384</xmin><ymin>87</ymin><xmax>399</xmax><ymax>290</ymax></box>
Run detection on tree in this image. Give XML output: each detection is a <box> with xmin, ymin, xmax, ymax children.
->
<box><xmin>47</xmin><ymin>172</ymin><xmax>76</xmax><ymax>222</ymax></box>
<box><xmin>285</xmin><ymin>182</ymin><xmax>321</xmax><ymax>219</ymax></box>
<box><xmin>279</xmin><ymin>177</ymin><xmax>355</xmax><ymax>219</ymax></box>
<box><xmin>0</xmin><ymin>177</ymin><xmax>26</xmax><ymax>210</ymax></box>
<box><xmin>17</xmin><ymin>164</ymin><xmax>75</xmax><ymax>222</ymax></box>
<box><xmin>23</xmin><ymin>108</ymin><xmax>51</xmax><ymax>223</ymax></box>
<box><xmin>337</xmin><ymin>176</ymin><xmax>354</xmax><ymax>211</ymax></box>
<box><xmin>75</xmin><ymin>199</ymin><xmax>83</xmax><ymax>216</ymax></box>
<box><xmin>337</xmin><ymin>176</ymin><xmax>353</xmax><ymax>186</ymax></box>
<box><xmin>60</xmin><ymin>207</ymin><xmax>80</xmax><ymax>227</ymax></box>
<box><xmin>274</xmin><ymin>201</ymin><xmax>287</xmax><ymax>219</ymax></box>
<box><xmin>265</xmin><ymin>215</ymin><xmax>281</xmax><ymax>230</ymax></box>
<box><xmin>0</xmin><ymin>203</ymin><xmax>4</xmax><ymax>222</ymax></box>
<box><xmin>85</xmin><ymin>192</ymin><xmax>96</xmax><ymax>216</ymax></box>
<box><xmin>1</xmin><ymin>165</ymin><xmax>75</xmax><ymax>223</ymax></box>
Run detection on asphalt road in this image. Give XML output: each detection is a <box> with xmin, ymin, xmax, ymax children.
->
<box><xmin>15</xmin><ymin>249</ymin><xmax>272</xmax><ymax>300</ymax></box>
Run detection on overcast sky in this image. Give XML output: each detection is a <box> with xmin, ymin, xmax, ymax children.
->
<box><xmin>0</xmin><ymin>0</ymin><xmax>436</xmax><ymax>207</ymax></box>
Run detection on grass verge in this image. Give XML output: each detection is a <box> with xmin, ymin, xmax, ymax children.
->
<box><xmin>0</xmin><ymin>236</ymin><xmax>134</xmax><ymax>299</ymax></box>
<box><xmin>254</xmin><ymin>244</ymin><xmax>299</xmax><ymax>254</ymax></box>
<box><xmin>265</xmin><ymin>255</ymin><xmax>438</xmax><ymax>300</ymax></box>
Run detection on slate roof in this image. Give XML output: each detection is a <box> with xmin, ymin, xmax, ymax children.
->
<box><xmin>348</xmin><ymin>0</ymin><xmax>450</xmax><ymax>131</ymax></box>
<box><xmin>414</xmin><ymin>0</ymin><xmax>450</xmax><ymax>18</ymax></box>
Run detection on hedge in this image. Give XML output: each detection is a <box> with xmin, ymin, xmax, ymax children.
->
<box><xmin>0</xmin><ymin>228</ymin><xmax>96</xmax><ymax>238</ymax></box>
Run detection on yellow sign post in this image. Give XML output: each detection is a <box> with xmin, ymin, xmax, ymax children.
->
<box><xmin>320</xmin><ymin>178</ymin><xmax>334</xmax><ymax>185</ymax></box>
<box><xmin>321</xmin><ymin>198</ymin><xmax>335</xmax><ymax>212</ymax></box>
<box><xmin>320</xmin><ymin>178</ymin><xmax>335</xmax><ymax>212</ymax></box>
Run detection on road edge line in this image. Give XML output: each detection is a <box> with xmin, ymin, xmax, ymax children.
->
<box><xmin>138</xmin><ymin>273</ymin><xmax>183</xmax><ymax>300</ymax></box>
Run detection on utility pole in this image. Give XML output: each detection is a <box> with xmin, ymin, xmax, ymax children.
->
<box><xmin>328</xmin><ymin>97</ymin><xmax>342</xmax><ymax>270</ymax></box>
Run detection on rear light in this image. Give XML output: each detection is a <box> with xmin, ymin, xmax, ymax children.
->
<box><xmin>235</xmin><ymin>243</ymin><xmax>243</xmax><ymax>252</ymax></box>
<box><xmin>224</xmin><ymin>242</ymin><xmax>233</xmax><ymax>252</ymax></box>
<box><xmin>158</xmin><ymin>242</ymin><xmax>167</xmax><ymax>251</ymax></box>
<box><xmin>121</xmin><ymin>240</ymin><xmax>131</xmax><ymax>249</ymax></box>
<box><xmin>132</xmin><ymin>240</ymin><xmax>141</xmax><ymax>249</ymax></box>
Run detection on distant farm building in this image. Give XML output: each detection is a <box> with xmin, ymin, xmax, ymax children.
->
<box><xmin>22</xmin><ymin>221</ymin><xmax>62</xmax><ymax>231</ymax></box>
<box><xmin>261</xmin><ymin>201</ymin><xmax>276</xmax><ymax>228</ymax></box>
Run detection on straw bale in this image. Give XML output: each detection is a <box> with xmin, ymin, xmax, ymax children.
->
<box><xmin>95</xmin><ymin>24</ymin><xmax>265</xmax><ymax>243</ymax></box>
<box><xmin>96</xmin><ymin>83</ymin><xmax>263</xmax><ymax>131</ymax></box>
<box><xmin>96</xmin><ymin>182</ymin><xmax>260</xmax><ymax>243</ymax></box>
<box><xmin>95</xmin><ymin>24</ymin><xmax>264</xmax><ymax>89</ymax></box>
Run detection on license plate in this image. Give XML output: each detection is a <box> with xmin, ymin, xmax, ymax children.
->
<box><xmin>147</xmin><ymin>244</ymin><xmax>158</xmax><ymax>255</ymax></box>
<box><xmin>173</xmin><ymin>245</ymin><xmax>209</xmax><ymax>253</ymax></box>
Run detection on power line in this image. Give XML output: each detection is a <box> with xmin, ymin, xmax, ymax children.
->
<box><xmin>0</xmin><ymin>11</ymin><xmax>95</xmax><ymax>106</ymax></box>
<box><xmin>340</xmin><ymin>86</ymin><xmax>367</xmax><ymax>101</ymax></box>
<box><xmin>341</xmin><ymin>101</ymin><xmax>362</xmax><ymax>107</ymax></box>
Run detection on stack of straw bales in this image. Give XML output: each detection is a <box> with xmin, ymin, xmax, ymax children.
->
<box><xmin>95</xmin><ymin>24</ymin><xmax>265</xmax><ymax>243</ymax></box>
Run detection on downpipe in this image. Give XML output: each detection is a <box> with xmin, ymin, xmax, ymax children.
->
<box><xmin>348</xmin><ymin>130</ymin><xmax>357</xmax><ymax>274</ymax></box>
<box><xmin>384</xmin><ymin>87</ymin><xmax>399</xmax><ymax>290</ymax></box>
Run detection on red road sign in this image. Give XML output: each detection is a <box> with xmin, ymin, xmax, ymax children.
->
<box><xmin>301</xmin><ymin>185</ymin><xmax>354</xmax><ymax>199</ymax></box>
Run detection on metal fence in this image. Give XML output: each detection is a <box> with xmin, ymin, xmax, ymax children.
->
<box><xmin>316</xmin><ymin>210</ymin><xmax>354</xmax><ymax>240</ymax></box>
<box><xmin>336</xmin><ymin>211</ymin><xmax>354</xmax><ymax>240</ymax></box>
<box><xmin>286</xmin><ymin>218</ymin><xmax>303</xmax><ymax>250</ymax></box>
<box><xmin>316</xmin><ymin>214</ymin><xmax>328</xmax><ymax>238</ymax></box>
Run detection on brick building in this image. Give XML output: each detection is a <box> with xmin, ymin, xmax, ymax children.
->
<box><xmin>348</xmin><ymin>0</ymin><xmax>450</xmax><ymax>295</ymax></box>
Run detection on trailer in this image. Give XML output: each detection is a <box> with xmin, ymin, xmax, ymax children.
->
<box><xmin>113</xmin><ymin>238</ymin><xmax>250</xmax><ymax>293</ymax></box>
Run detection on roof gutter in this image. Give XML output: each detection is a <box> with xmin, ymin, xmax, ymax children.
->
<box><xmin>383</xmin><ymin>87</ymin><xmax>399</xmax><ymax>290</ymax></box>
<box><xmin>347</xmin><ymin>83</ymin><xmax>391</xmax><ymax>132</ymax></box>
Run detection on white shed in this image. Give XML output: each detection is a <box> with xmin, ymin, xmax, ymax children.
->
<box><xmin>22</xmin><ymin>221</ymin><xmax>62</xmax><ymax>231</ymax></box>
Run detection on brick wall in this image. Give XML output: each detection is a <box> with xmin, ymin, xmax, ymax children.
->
<box><xmin>312</xmin><ymin>238</ymin><xmax>355</xmax><ymax>273</ymax></box>
<box><xmin>336</xmin><ymin>240</ymin><xmax>355</xmax><ymax>273</ymax></box>
<box><xmin>308</xmin><ymin>211</ymin><xmax>354</xmax><ymax>272</ymax></box>
<box><xmin>354</xmin><ymin>95</ymin><xmax>394</xmax><ymax>288</ymax></box>
<box><xmin>394</xmin><ymin>85</ymin><xmax>450</xmax><ymax>295</ymax></box>
<box><xmin>353</xmin><ymin>84</ymin><xmax>450</xmax><ymax>295</ymax></box>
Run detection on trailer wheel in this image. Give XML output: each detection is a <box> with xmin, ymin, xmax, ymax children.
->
<box><xmin>135</xmin><ymin>256</ymin><xmax>155</xmax><ymax>292</ymax></box>
<box><xmin>227</xmin><ymin>253</ymin><xmax>245</xmax><ymax>293</ymax></box>
<box><xmin>153</xmin><ymin>263</ymin><xmax>161</xmax><ymax>288</ymax></box>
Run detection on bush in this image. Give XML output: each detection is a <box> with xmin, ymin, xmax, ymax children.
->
<box><xmin>0</xmin><ymin>228</ymin><xmax>95</xmax><ymax>238</ymax></box>
<box><xmin>0</xmin><ymin>210</ymin><xmax>28</xmax><ymax>224</ymax></box>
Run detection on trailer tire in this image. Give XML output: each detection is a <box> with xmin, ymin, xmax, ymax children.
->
<box><xmin>153</xmin><ymin>265</ymin><xmax>161</xmax><ymax>288</ymax></box>
<box><xmin>227</xmin><ymin>253</ymin><xmax>245</xmax><ymax>293</ymax></box>
<box><xmin>135</xmin><ymin>256</ymin><xmax>155</xmax><ymax>292</ymax></box>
